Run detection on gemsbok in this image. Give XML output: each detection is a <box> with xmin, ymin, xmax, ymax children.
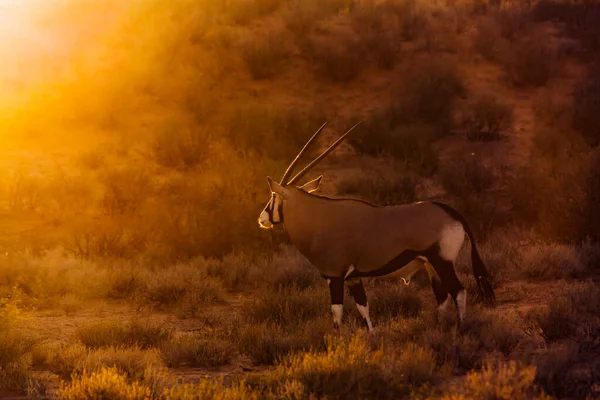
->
<box><xmin>258</xmin><ymin>122</ymin><xmax>495</xmax><ymax>332</ymax></box>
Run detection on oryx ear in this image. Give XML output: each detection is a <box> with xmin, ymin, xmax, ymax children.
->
<box><xmin>299</xmin><ymin>175</ymin><xmax>323</xmax><ymax>193</ymax></box>
<box><xmin>267</xmin><ymin>176</ymin><xmax>285</xmax><ymax>195</ymax></box>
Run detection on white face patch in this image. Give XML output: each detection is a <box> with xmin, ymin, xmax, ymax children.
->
<box><xmin>258</xmin><ymin>193</ymin><xmax>282</xmax><ymax>229</ymax></box>
<box><xmin>331</xmin><ymin>304</ymin><xmax>343</xmax><ymax>326</ymax></box>
<box><xmin>456</xmin><ymin>290</ymin><xmax>467</xmax><ymax>321</ymax></box>
<box><xmin>272</xmin><ymin>194</ymin><xmax>281</xmax><ymax>223</ymax></box>
<box><xmin>258</xmin><ymin>210</ymin><xmax>273</xmax><ymax>229</ymax></box>
<box><xmin>356</xmin><ymin>304</ymin><xmax>374</xmax><ymax>332</ymax></box>
<box><xmin>439</xmin><ymin>223</ymin><xmax>465</xmax><ymax>262</ymax></box>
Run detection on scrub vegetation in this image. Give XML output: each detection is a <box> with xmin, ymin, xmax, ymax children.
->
<box><xmin>1</xmin><ymin>0</ymin><xmax>600</xmax><ymax>398</ymax></box>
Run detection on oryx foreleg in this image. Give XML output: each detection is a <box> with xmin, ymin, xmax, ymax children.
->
<box><xmin>327</xmin><ymin>277</ymin><xmax>344</xmax><ymax>330</ymax></box>
<box><xmin>346</xmin><ymin>278</ymin><xmax>374</xmax><ymax>332</ymax></box>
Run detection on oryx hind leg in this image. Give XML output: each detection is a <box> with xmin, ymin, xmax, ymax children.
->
<box><xmin>346</xmin><ymin>278</ymin><xmax>374</xmax><ymax>333</ymax></box>
<box><xmin>423</xmin><ymin>260</ymin><xmax>451</xmax><ymax>318</ymax></box>
<box><xmin>428</xmin><ymin>256</ymin><xmax>466</xmax><ymax>323</ymax></box>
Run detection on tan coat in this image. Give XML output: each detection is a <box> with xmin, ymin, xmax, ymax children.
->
<box><xmin>282</xmin><ymin>187</ymin><xmax>456</xmax><ymax>277</ymax></box>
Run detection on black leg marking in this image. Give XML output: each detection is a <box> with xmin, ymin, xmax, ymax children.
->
<box><xmin>327</xmin><ymin>277</ymin><xmax>344</xmax><ymax>330</ymax></box>
<box><xmin>431</xmin><ymin>277</ymin><xmax>449</xmax><ymax>306</ymax></box>
<box><xmin>347</xmin><ymin>279</ymin><xmax>367</xmax><ymax>306</ymax></box>
<box><xmin>347</xmin><ymin>278</ymin><xmax>374</xmax><ymax>331</ymax></box>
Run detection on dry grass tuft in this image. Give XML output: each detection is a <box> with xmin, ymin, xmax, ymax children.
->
<box><xmin>74</xmin><ymin>319</ymin><xmax>171</xmax><ymax>349</ymax></box>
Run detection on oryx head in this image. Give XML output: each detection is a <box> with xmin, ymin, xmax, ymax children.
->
<box><xmin>258</xmin><ymin>121</ymin><xmax>362</xmax><ymax>229</ymax></box>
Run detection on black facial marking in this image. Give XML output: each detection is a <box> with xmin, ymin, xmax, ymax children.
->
<box><xmin>266</xmin><ymin>194</ymin><xmax>284</xmax><ymax>225</ymax></box>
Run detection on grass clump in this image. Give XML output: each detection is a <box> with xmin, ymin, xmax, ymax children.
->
<box><xmin>527</xmin><ymin>281</ymin><xmax>600</xmax><ymax>342</ymax></box>
<box><xmin>503</xmin><ymin>37</ymin><xmax>558</xmax><ymax>88</ymax></box>
<box><xmin>240</xmin><ymin>31</ymin><xmax>290</xmax><ymax>80</ymax></box>
<box><xmin>237</xmin><ymin>317</ymin><xmax>330</xmax><ymax>365</ymax></box>
<box><xmin>74</xmin><ymin>319</ymin><xmax>171</xmax><ymax>349</ymax></box>
<box><xmin>516</xmin><ymin>242</ymin><xmax>588</xmax><ymax>280</ymax></box>
<box><xmin>241</xmin><ymin>285</ymin><xmax>328</xmax><ymax>327</ymax></box>
<box><xmin>573</xmin><ymin>67</ymin><xmax>600</xmax><ymax>147</ymax></box>
<box><xmin>268</xmin><ymin>335</ymin><xmax>441</xmax><ymax>399</ymax></box>
<box><xmin>0</xmin><ymin>296</ymin><xmax>37</xmax><ymax>394</ymax></box>
<box><xmin>59</xmin><ymin>367</ymin><xmax>152</xmax><ymax>400</ymax></box>
<box><xmin>304</xmin><ymin>31</ymin><xmax>367</xmax><ymax>82</ymax></box>
<box><xmin>159</xmin><ymin>335</ymin><xmax>234</xmax><ymax>368</ymax></box>
<box><xmin>368</xmin><ymin>281</ymin><xmax>423</xmax><ymax>320</ymax></box>
<box><xmin>464</xmin><ymin>95</ymin><xmax>513</xmax><ymax>142</ymax></box>
<box><xmin>336</xmin><ymin>170</ymin><xmax>418</xmax><ymax>206</ymax></box>
<box><xmin>151</xmin><ymin>124</ymin><xmax>212</xmax><ymax>169</ymax></box>
<box><xmin>435</xmin><ymin>360</ymin><xmax>550</xmax><ymax>399</ymax></box>
<box><xmin>164</xmin><ymin>379</ymin><xmax>260</xmax><ymax>400</ymax></box>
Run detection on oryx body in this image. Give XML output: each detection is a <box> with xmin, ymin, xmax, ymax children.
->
<box><xmin>259</xmin><ymin>122</ymin><xmax>495</xmax><ymax>332</ymax></box>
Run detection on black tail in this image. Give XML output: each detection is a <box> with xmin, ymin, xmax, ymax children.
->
<box><xmin>432</xmin><ymin>202</ymin><xmax>496</xmax><ymax>306</ymax></box>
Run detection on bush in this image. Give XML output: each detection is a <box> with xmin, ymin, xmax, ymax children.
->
<box><xmin>240</xmin><ymin>285</ymin><xmax>328</xmax><ymax>327</ymax></box>
<box><xmin>240</xmin><ymin>30</ymin><xmax>290</xmax><ymax>80</ymax></box>
<box><xmin>388</xmin><ymin>0</ymin><xmax>429</xmax><ymax>42</ymax></box>
<box><xmin>464</xmin><ymin>95</ymin><xmax>513</xmax><ymax>142</ymax></box>
<box><xmin>404</xmin><ymin>60</ymin><xmax>466</xmax><ymax>132</ymax></box>
<box><xmin>349</xmin><ymin>2</ymin><xmax>401</xmax><ymax>69</ymax></box>
<box><xmin>533</xmin><ymin>342</ymin><xmax>591</xmax><ymax>399</ymax></box>
<box><xmin>435</xmin><ymin>360</ymin><xmax>550</xmax><ymax>400</ymax></box>
<box><xmin>573</xmin><ymin>68</ymin><xmax>600</xmax><ymax>147</ymax></box>
<box><xmin>271</xmin><ymin>335</ymin><xmax>441</xmax><ymax>399</ymax></box>
<box><xmin>99</xmin><ymin>167</ymin><xmax>152</xmax><ymax>216</ymax></box>
<box><xmin>439</xmin><ymin>156</ymin><xmax>495</xmax><ymax>197</ymax></box>
<box><xmin>336</xmin><ymin>171</ymin><xmax>418</xmax><ymax>206</ymax></box>
<box><xmin>304</xmin><ymin>30</ymin><xmax>367</xmax><ymax>82</ymax></box>
<box><xmin>59</xmin><ymin>367</ymin><xmax>152</xmax><ymax>400</ymax></box>
<box><xmin>159</xmin><ymin>335</ymin><xmax>234</xmax><ymax>368</ymax></box>
<box><xmin>527</xmin><ymin>281</ymin><xmax>600</xmax><ymax>342</ymax></box>
<box><xmin>504</xmin><ymin>37</ymin><xmax>558</xmax><ymax>88</ymax></box>
<box><xmin>367</xmin><ymin>281</ymin><xmax>423</xmax><ymax>319</ymax></box>
<box><xmin>151</xmin><ymin>124</ymin><xmax>211</xmax><ymax>169</ymax></box>
<box><xmin>237</xmin><ymin>317</ymin><xmax>329</xmax><ymax>365</ymax></box>
<box><xmin>259</xmin><ymin>246</ymin><xmax>320</xmax><ymax>290</ymax></box>
<box><xmin>7</xmin><ymin>170</ymin><xmax>44</xmax><ymax>212</ymax></box>
<box><xmin>349</xmin><ymin>118</ymin><xmax>439</xmax><ymax>175</ymax></box>
<box><xmin>67</xmin><ymin>219</ymin><xmax>148</xmax><ymax>260</ymax></box>
<box><xmin>516</xmin><ymin>243</ymin><xmax>588</xmax><ymax>280</ymax></box>
<box><xmin>164</xmin><ymin>379</ymin><xmax>260</xmax><ymax>400</ymax></box>
<box><xmin>74</xmin><ymin>319</ymin><xmax>171</xmax><ymax>349</ymax></box>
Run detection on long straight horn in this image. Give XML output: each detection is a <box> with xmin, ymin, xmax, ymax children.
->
<box><xmin>288</xmin><ymin>121</ymin><xmax>362</xmax><ymax>185</ymax></box>
<box><xmin>280</xmin><ymin>121</ymin><xmax>328</xmax><ymax>185</ymax></box>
